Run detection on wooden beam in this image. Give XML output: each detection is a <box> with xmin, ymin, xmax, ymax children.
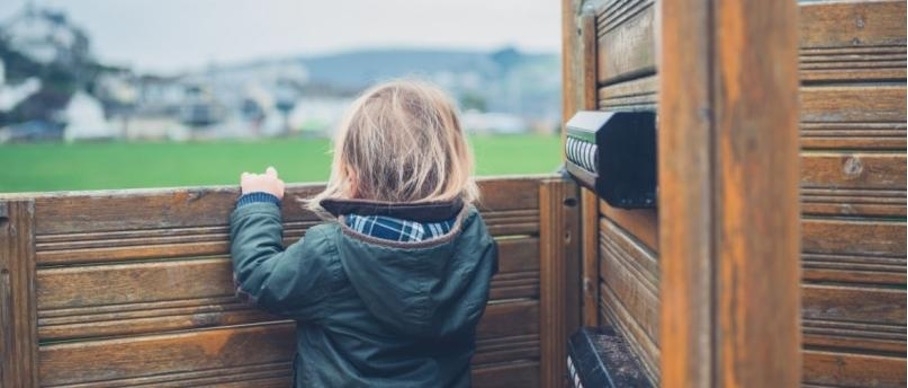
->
<box><xmin>659</xmin><ymin>0</ymin><xmax>802</xmax><ymax>386</ymax></box>
<box><xmin>0</xmin><ymin>201</ymin><xmax>39</xmax><ymax>387</ymax></box>
<box><xmin>539</xmin><ymin>179</ymin><xmax>581</xmax><ymax>388</ymax></box>
<box><xmin>658</xmin><ymin>0</ymin><xmax>714</xmax><ymax>384</ymax></box>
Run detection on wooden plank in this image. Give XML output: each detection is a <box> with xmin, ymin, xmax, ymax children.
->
<box><xmin>490</xmin><ymin>237</ymin><xmax>541</xmax><ymax>301</ymax></box>
<box><xmin>800</xmin><ymin>46</ymin><xmax>906</xmax><ymax>82</ymax></box>
<box><xmin>32</xmin><ymin>186</ymin><xmax>318</xmax><ymax>235</ymax></box>
<box><xmin>803</xmin><ymin>350</ymin><xmax>907</xmax><ymax>387</ymax></box>
<box><xmin>33</xmin><ymin>208</ymin><xmax>538</xmax><ymax>266</ymax></box>
<box><xmin>596</xmin><ymin>0</ymin><xmax>654</xmax><ymax>33</ymax></box>
<box><xmin>562</xmin><ymin>0</ymin><xmax>581</xmax><ymax>142</ymax></box>
<box><xmin>803</xmin><ymin>252</ymin><xmax>906</xmax><ymax>286</ymax></box>
<box><xmin>801</xmin><ymin>152</ymin><xmax>906</xmax><ymax>190</ymax></box>
<box><xmin>36</xmin><ymin>256</ymin><xmax>539</xmax><ymax>341</ymax></box>
<box><xmin>0</xmin><ymin>201</ymin><xmax>39</xmax><ymax>387</ymax></box>
<box><xmin>801</xmin><ymin>85</ymin><xmax>906</xmax><ymax>123</ymax></box>
<box><xmin>477</xmin><ymin>301</ymin><xmax>540</xmax><ymax>340</ymax></box>
<box><xmin>657</xmin><ymin>0</ymin><xmax>713</xmax><ymax>384</ymax></box>
<box><xmin>598</xmin><ymin>74</ymin><xmax>657</xmax><ymax>111</ymax></box>
<box><xmin>38</xmin><ymin>298</ymin><xmax>540</xmax><ymax>386</ymax></box>
<box><xmin>803</xmin><ymin>284</ymin><xmax>905</xmax><ymax>327</ymax></box>
<box><xmin>800</xmin><ymin>122</ymin><xmax>907</xmax><ymax>151</ymax></box>
<box><xmin>660</xmin><ymin>0</ymin><xmax>802</xmax><ymax>386</ymax></box>
<box><xmin>599</xmin><ymin>222</ymin><xmax>659</xmax><ymax>346</ymax></box>
<box><xmin>580</xmin><ymin>189</ymin><xmax>600</xmax><ymax>327</ymax></box>
<box><xmin>600</xmin><ymin>218</ymin><xmax>658</xmax><ymax>287</ymax></box>
<box><xmin>803</xmin><ymin>218</ymin><xmax>905</xmax><ymax>257</ymax></box>
<box><xmin>802</xmin><ymin>187</ymin><xmax>906</xmax><ymax>218</ymax></box>
<box><xmin>712</xmin><ymin>0</ymin><xmax>802</xmax><ymax>384</ymax></box>
<box><xmin>33</xmin><ymin>177</ymin><xmax>544</xmax><ymax>266</ymax></box>
<box><xmin>38</xmin><ymin>323</ymin><xmax>296</xmax><ymax>386</ymax></box>
<box><xmin>599</xmin><ymin>199</ymin><xmax>658</xmax><ymax>252</ymax></box>
<box><xmin>799</xmin><ymin>1</ymin><xmax>907</xmax><ymax>82</ymax></box>
<box><xmin>474</xmin><ymin>176</ymin><xmax>545</xmax><ymax>213</ymax></box>
<box><xmin>597</xmin><ymin>4</ymin><xmax>656</xmax><ymax>85</ymax></box>
<box><xmin>803</xmin><ymin>318</ymin><xmax>906</xmax><ymax>355</ymax></box>
<box><xmin>472</xmin><ymin>334</ymin><xmax>540</xmax><ymax>366</ymax></box>
<box><xmin>37</xmin><ymin>258</ymin><xmax>234</xmax><ymax>311</ymax></box>
<box><xmin>574</xmin><ymin>5</ymin><xmax>600</xmax><ymax>330</ymax></box>
<box><xmin>538</xmin><ymin>179</ymin><xmax>581</xmax><ymax>388</ymax></box>
<box><xmin>472</xmin><ymin>360</ymin><xmax>540</xmax><ymax>388</ymax></box>
<box><xmin>799</xmin><ymin>0</ymin><xmax>907</xmax><ymax>49</ymax></box>
<box><xmin>47</xmin><ymin>362</ymin><xmax>292</xmax><ymax>388</ymax></box>
<box><xmin>33</xmin><ymin>178</ymin><xmax>543</xmax><ymax>236</ymax></box>
<box><xmin>599</xmin><ymin>282</ymin><xmax>660</xmax><ymax>384</ymax></box>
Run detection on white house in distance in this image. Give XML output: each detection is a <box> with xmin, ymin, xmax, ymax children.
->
<box><xmin>62</xmin><ymin>91</ymin><xmax>116</xmax><ymax>141</ymax></box>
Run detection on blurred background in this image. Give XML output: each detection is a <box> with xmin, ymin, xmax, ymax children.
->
<box><xmin>0</xmin><ymin>0</ymin><xmax>563</xmax><ymax>192</ymax></box>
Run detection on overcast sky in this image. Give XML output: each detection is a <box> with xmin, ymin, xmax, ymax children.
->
<box><xmin>0</xmin><ymin>0</ymin><xmax>561</xmax><ymax>74</ymax></box>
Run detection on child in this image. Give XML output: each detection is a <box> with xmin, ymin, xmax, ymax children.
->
<box><xmin>229</xmin><ymin>80</ymin><xmax>498</xmax><ymax>387</ymax></box>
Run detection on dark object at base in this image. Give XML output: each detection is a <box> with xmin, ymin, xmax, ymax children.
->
<box><xmin>567</xmin><ymin>327</ymin><xmax>653</xmax><ymax>388</ymax></box>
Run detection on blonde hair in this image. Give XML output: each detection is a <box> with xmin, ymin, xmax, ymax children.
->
<box><xmin>307</xmin><ymin>79</ymin><xmax>479</xmax><ymax>214</ymax></box>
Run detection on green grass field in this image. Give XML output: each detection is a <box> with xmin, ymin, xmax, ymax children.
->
<box><xmin>0</xmin><ymin>135</ymin><xmax>562</xmax><ymax>193</ymax></box>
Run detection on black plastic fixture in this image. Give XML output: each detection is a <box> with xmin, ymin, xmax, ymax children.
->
<box><xmin>564</xmin><ymin>111</ymin><xmax>657</xmax><ymax>209</ymax></box>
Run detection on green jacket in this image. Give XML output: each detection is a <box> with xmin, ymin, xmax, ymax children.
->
<box><xmin>229</xmin><ymin>200</ymin><xmax>498</xmax><ymax>387</ymax></box>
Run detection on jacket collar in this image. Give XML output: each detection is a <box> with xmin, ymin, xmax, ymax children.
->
<box><xmin>320</xmin><ymin>198</ymin><xmax>464</xmax><ymax>223</ymax></box>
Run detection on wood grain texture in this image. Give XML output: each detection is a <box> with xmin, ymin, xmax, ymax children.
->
<box><xmin>657</xmin><ymin>0</ymin><xmax>713</xmax><ymax>385</ymax></box>
<box><xmin>0</xmin><ymin>201</ymin><xmax>39</xmax><ymax>387</ymax></box>
<box><xmin>712</xmin><ymin>0</ymin><xmax>802</xmax><ymax>385</ymax></box>
<box><xmin>580</xmin><ymin>189</ymin><xmax>600</xmax><ymax>327</ymax></box>
<box><xmin>803</xmin><ymin>218</ymin><xmax>905</xmax><ymax>257</ymax></box>
<box><xmin>802</xmin><ymin>350</ymin><xmax>907</xmax><ymax>387</ymax></box>
<box><xmin>659</xmin><ymin>0</ymin><xmax>802</xmax><ymax>386</ymax></box>
<box><xmin>598</xmin><ymin>217</ymin><xmax>659</xmax><ymax>383</ymax></box>
<box><xmin>796</xmin><ymin>0</ymin><xmax>907</xmax><ymax>383</ymax></box>
<box><xmin>39</xmin><ymin>323</ymin><xmax>297</xmax><ymax>386</ymax></box>
<box><xmin>472</xmin><ymin>361</ymin><xmax>540</xmax><ymax>388</ymax></box>
<box><xmin>799</xmin><ymin>0</ymin><xmax>906</xmax><ymax>49</ymax></box>
<box><xmin>802</xmin><ymin>251</ymin><xmax>905</xmax><ymax>286</ymax></box>
<box><xmin>799</xmin><ymin>0</ymin><xmax>906</xmax><ymax>83</ymax></box>
<box><xmin>598</xmin><ymin>74</ymin><xmax>657</xmax><ymax>111</ymax></box>
<box><xmin>597</xmin><ymin>3</ymin><xmax>656</xmax><ymax>85</ymax></box>
<box><xmin>802</xmin><ymin>284</ymin><xmax>906</xmax><ymax>356</ymax></box>
<box><xmin>599</xmin><ymin>200</ymin><xmax>658</xmax><ymax>252</ymax></box>
<box><xmin>538</xmin><ymin>179</ymin><xmax>581</xmax><ymax>388</ymax></box>
<box><xmin>577</xmin><ymin>10</ymin><xmax>601</xmax><ymax>330</ymax></box>
<box><xmin>0</xmin><ymin>176</ymin><xmax>556</xmax><ymax>387</ymax></box>
<box><xmin>801</xmin><ymin>85</ymin><xmax>906</xmax><ymax>124</ymax></box>
<box><xmin>562</xmin><ymin>0</ymin><xmax>586</xmax><ymax>156</ymax></box>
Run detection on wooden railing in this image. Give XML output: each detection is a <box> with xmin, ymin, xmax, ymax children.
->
<box><xmin>0</xmin><ymin>176</ymin><xmax>582</xmax><ymax>388</ymax></box>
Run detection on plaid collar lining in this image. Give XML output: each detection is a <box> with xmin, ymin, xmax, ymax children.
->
<box><xmin>345</xmin><ymin>214</ymin><xmax>455</xmax><ymax>242</ymax></box>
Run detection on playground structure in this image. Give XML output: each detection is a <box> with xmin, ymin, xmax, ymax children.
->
<box><xmin>1</xmin><ymin>0</ymin><xmax>905</xmax><ymax>386</ymax></box>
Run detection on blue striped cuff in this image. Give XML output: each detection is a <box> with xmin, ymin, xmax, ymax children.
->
<box><xmin>237</xmin><ymin>192</ymin><xmax>281</xmax><ymax>208</ymax></box>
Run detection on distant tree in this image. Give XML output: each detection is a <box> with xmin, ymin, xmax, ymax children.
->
<box><xmin>459</xmin><ymin>92</ymin><xmax>487</xmax><ymax>112</ymax></box>
<box><xmin>490</xmin><ymin>47</ymin><xmax>521</xmax><ymax>74</ymax></box>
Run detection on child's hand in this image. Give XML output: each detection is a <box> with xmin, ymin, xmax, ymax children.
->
<box><xmin>240</xmin><ymin>167</ymin><xmax>285</xmax><ymax>199</ymax></box>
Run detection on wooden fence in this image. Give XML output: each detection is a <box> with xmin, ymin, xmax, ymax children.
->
<box><xmin>0</xmin><ymin>177</ymin><xmax>581</xmax><ymax>387</ymax></box>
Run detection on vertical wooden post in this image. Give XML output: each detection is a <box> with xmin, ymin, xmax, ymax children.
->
<box><xmin>539</xmin><ymin>179</ymin><xmax>581</xmax><ymax>388</ymax></box>
<box><xmin>659</xmin><ymin>0</ymin><xmax>801</xmax><ymax>386</ymax></box>
<box><xmin>712</xmin><ymin>0</ymin><xmax>801</xmax><ymax>385</ymax></box>
<box><xmin>577</xmin><ymin>9</ymin><xmax>600</xmax><ymax>330</ymax></box>
<box><xmin>0</xmin><ymin>201</ymin><xmax>39</xmax><ymax>387</ymax></box>
<box><xmin>564</xmin><ymin>0</ymin><xmax>600</xmax><ymax>330</ymax></box>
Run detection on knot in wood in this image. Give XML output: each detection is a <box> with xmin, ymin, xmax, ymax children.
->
<box><xmin>842</xmin><ymin>156</ymin><xmax>863</xmax><ymax>177</ymax></box>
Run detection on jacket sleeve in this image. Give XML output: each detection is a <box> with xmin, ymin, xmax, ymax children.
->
<box><xmin>229</xmin><ymin>202</ymin><xmax>337</xmax><ymax>320</ymax></box>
